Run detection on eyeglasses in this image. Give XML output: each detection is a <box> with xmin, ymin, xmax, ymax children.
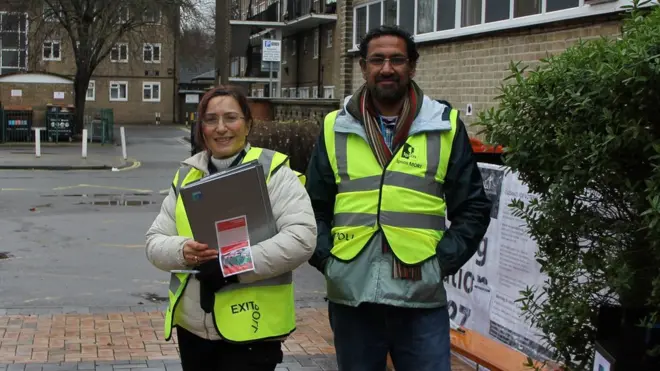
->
<box><xmin>201</xmin><ymin>113</ymin><xmax>244</xmax><ymax>127</ymax></box>
<box><xmin>365</xmin><ymin>56</ymin><xmax>409</xmax><ymax>67</ymax></box>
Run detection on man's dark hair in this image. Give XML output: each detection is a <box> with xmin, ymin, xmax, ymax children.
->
<box><xmin>358</xmin><ymin>26</ymin><xmax>419</xmax><ymax>65</ymax></box>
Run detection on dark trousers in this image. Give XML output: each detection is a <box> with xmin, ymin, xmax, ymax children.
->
<box><xmin>176</xmin><ymin>326</ymin><xmax>283</xmax><ymax>371</ymax></box>
<box><xmin>328</xmin><ymin>302</ymin><xmax>451</xmax><ymax>371</ymax></box>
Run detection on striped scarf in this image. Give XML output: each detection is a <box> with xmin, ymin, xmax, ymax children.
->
<box><xmin>359</xmin><ymin>85</ymin><xmax>423</xmax><ymax>281</ymax></box>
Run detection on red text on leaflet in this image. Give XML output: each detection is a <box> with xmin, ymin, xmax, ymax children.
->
<box><xmin>216</xmin><ymin>217</ymin><xmax>247</xmax><ymax>232</ymax></box>
<box><xmin>220</xmin><ymin>240</ymin><xmax>249</xmax><ymax>254</ymax></box>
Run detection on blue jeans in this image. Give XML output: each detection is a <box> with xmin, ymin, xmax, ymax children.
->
<box><xmin>328</xmin><ymin>302</ymin><xmax>451</xmax><ymax>371</ymax></box>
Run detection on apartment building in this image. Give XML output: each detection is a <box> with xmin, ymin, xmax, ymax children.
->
<box><xmin>337</xmin><ymin>0</ymin><xmax>636</xmax><ymax>130</ymax></box>
<box><xmin>229</xmin><ymin>0</ymin><xmax>339</xmax><ymax>99</ymax></box>
<box><xmin>0</xmin><ymin>3</ymin><xmax>178</xmax><ymax>125</ymax></box>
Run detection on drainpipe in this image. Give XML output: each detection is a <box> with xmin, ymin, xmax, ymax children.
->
<box><xmin>317</xmin><ymin>25</ymin><xmax>322</xmax><ymax>98</ymax></box>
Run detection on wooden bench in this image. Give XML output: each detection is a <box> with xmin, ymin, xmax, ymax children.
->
<box><xmin>385</xmin><ymin>327</ymin><xmax>562</xmax><ymax>371</ymax></box>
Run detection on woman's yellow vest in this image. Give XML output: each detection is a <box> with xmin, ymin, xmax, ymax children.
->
<box><xmin>163</xmin><ymin>147</ymin><xmax>305</xmax><ymax>343</ymax></box>
<box><xmin>324</xmin><ymin>108</ymin><xmax>458</xmax><ymax>265</ymax></box>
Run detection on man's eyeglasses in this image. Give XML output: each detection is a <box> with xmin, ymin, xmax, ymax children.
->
<box><xmin>201</xmin><ymin>113</ymin><xmax>244</xmax><ymax>127</ymax></box>
<box><xmin>365</xmin><ymin>56</ymin><xmax>409</xmax><ymax>67</ymax></box>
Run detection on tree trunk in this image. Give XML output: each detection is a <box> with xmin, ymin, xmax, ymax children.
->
<box><xmin>73</xmin><ymin>69</ymin><xmax>91</xmax><ymax>135</ymax></box>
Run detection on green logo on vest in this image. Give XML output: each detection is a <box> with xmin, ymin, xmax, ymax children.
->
<box><xmin>401</xmin><ymin>143</ymin><xmax>416</xmax><ymax>159</ymax></box>
<box><xmin>231</xmin><ymin>301</ymin><xmax>261</xmax><ymax>333</ymax></box>
<box><xmin>397</xmin><ymin>143</ymin><xmax>422</xmax><ymax>168</ymax></box>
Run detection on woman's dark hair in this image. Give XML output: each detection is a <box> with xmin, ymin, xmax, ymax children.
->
<box><xmin>358</xmin><ymin>25</ymin><xmax>419</xmax><ymax>66</ymax></box>
<box><xmin>194</xmin><ymin>85</ymin><xmax>253</xmax><ymax>152</ymax></box>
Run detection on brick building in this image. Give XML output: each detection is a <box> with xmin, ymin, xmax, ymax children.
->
<box><xmin>336</xmin><ymin>0</ymin><xmax>636</xmax><ymax>132</ymax></box>
<box><xmin>229</xmin><ymin>0</ymin><xmax>339</xmax><ymax>99</ymax></box>
<box><xmin>0</xmin><ymin>3</ymin><xmax>178</xmax><ymax>125</ymax></box>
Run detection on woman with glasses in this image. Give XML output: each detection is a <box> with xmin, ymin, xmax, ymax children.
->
<box><xmin>146</xmin><ymin>85</ymin><xmax>317</xmax><ymax>371</ymax></box>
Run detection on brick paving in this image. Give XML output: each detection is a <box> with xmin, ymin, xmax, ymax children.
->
<box><xmin>0</xmin><ymin>306</ymin><xmax>473</xmax><ymax>370</ymax></box>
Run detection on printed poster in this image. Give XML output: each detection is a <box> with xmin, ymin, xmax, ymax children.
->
<box><xmin>215</xmin><ymin>215</ymin><xmax>255</xmax><ymax>277</ymax></box>
<box><xmin>444</xmin><ymin>163</ymin><xmax>554</xmax><ymax>362</ymax></box>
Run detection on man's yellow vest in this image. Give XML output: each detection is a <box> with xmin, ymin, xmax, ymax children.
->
<box><xmin>324</xmin><ymin>109</ymin><xmax>458</xmax><ymax>265</ymax></box>
<box><xmin>163</xmin><ymin>146</ymin><xmax>304</xmax><ymax>343</ymax></box>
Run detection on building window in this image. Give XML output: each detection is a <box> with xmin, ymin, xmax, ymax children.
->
<box><xmin>312</xmin><ymin>86</ymin><xmax>318</xmax><ymax>98</ymax></box>
<box><xmin>43</xmin><ymin>3</ymin><xmax>62</xmax><ymax>22</ymax></box>
<box><xmin>143</xmin><ymin>82</ymin><xmax>161</xmax><ymax>102</ymax></box>
<box><xmin>323</xmin><ymin>86</ymin><xmax>335</xmax><ymax>99</ymax></box>
<box><xmin>327</xmin><ymin>29</ymin><xmax>333</xmax><ymax>48</ymax></box>
<box><xmin>143</xmin><ymin>8</ymin><xmax>161</xmax><ymax>23</ymax></box>
<box><xmin>303</xmin><ymin>36</ymin><xmax>308</xmax><ymax>55</ymax></box>
<box><xmin>86</xmin><ymin>80</ymin><xmax>96</xmax><ymax>101</ymax></box>
<box><xmin>0</xmin><ymin>12</ymin><xmax>28</xmax><ymax>75</ymax></box>
<box><xmin>313</xmin><ymin>29</ymin><xmax>319</xmax><ymax>59</ymax></box>
<box><xmin>282</xmin><ymin>41</ymin><xmax>288</xmax><ymax>64</ymax></box>
<box><xmin>299</xmin><ymin>87</ymin><xmax>310</xmax><ymax>99</ymax></box>
<box><xmin>110</xmin><ymin>43</ymin><xmax>129</xmax><ymax>63</ymax></box>
<box><xmin>42</xmin><ymin>40</ymin><xmax>61</xmax><ymax>61</ymax></box>
<box><xmin>281</xmin><ymin>88</ymin><xmax>289</xmax><ymax>98</ymax></box>
<box><xmin>289</xmin><ymin>87</ymin><xmax>297</xmax><ymax>97</ymax></box>
<box><xmin>257</xmin><ymin>89</ymin><xmax>264</xmax><ymax>97</ymax></box>
<box><xmin>143</xmin><ymin>43</ymin><xmax>161</xmax><ymax>63</ymax></box>
<box><xmin>117</xmin><ymin>6</ymin><xmax>129</xmax><ymax>24</ymax></box>
<box><xmin>352</xmin><ymin>0</ymin><xmax>581</xmax><ymax>48</ymax></box>
<box><xmin>109</xmin><ymin>81</ymin><xmax>128</xmax><ymax>102</ymax></box>
<box><xmin>292</xmin><ymin>40</ymin><xmax>297</xmax><ymax>55</ymax></box>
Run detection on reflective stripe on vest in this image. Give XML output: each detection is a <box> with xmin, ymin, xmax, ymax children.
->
<box><xmin>163</xmin><ymin>146</ymin><xmax>297</xmax><ymax>343</ymax></box>
<box><xmin>323</xmin><ymin>108</ymin><xmax>458</xmax><ymax>265</ymax></box>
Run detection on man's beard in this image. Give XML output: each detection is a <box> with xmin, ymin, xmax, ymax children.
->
<box><xmin>368</xmin><ymin>77</ymin><xmax>408</xmax><ymax>105</ymax></box>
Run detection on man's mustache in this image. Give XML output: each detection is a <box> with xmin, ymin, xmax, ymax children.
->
<box><xmin>376</xmin><ymin>75</ymin><xmax>399</xmax><ymax>83</ymax></box>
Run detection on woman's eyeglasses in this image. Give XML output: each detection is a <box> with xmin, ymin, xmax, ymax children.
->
<box><xmin>201</xmin><ymin>113</ymin><xmax>244</xmax><ymax>127</ymax></box>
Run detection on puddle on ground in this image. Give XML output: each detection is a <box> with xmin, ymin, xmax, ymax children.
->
<box><xmin>39</xmin><ymin>193</ymin><xmax>156</xmax><ymax>206</ymax></box>
<box><xmin>76</xmin><ymin>199</ymin><xmax>155</xmax><ymax>206</ymax></box>
<box><xmin>133</xmin><ymin>292</ymin><xmax>168</xmax><ymax>302</ymax></box>
<box><xmin>0</xmin><ymin>252</ymin><xmax>13</xmax><ymax>260</ymax></box>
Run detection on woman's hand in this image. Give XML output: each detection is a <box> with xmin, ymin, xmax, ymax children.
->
<box><xmin>182</xmin><ymin>241</ymin><xmax>218</xmax><ymax>266</ymax></box>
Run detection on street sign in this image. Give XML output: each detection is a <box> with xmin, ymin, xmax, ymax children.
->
<box><xmin>261</xmin><ymin>61</ymin><xmax>280</xmax><ymax>72</ymax></box>
<box><xmin>262</xmin><ymin>39</ymin><xmax>281</xmax><ymax>62</ymax></box>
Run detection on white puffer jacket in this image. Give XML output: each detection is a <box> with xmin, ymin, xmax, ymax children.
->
<box><xmin>145</xmin><ymin>149</ymin><xmax>317</xmax><ymax>340</ymax></box>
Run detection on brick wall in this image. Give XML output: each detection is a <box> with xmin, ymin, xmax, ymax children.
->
<box><xmin>0</xmin><ymin>81</ymin><xmax>74</xmax><ymax>126</ymax></box>
<box><xmin>337</xmin><ymin>0</ymin><xmax>354</xmax><ymax>101</ymax></box>
<box><xmin>349</xmin><ymin>17</ymin><xmax>622</xmax><ymax>134</ymax></box>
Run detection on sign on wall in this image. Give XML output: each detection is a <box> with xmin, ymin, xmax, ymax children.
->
<box><xmin>53</xmin><ymin>92</ymin><xmax>65</xmax><ymax>100</ymax></box>
<box><xmin>185</xmin><ymin>94</ymin><xmax>199</xmax><ymax>104</ymax></box>
<box><xmin>11</xmin><ymin>89</ymin><xmax>22</xmax><ymax>97</ymax></box>
<box><xmin>262</xmin><ymin>39</ymin><xmax>281</xmax><ymax>62</ymax></box>
<box><xmin>445</xmin><ymin>163</ymin><xmax>554</xmax><ymax>362</ymax></box>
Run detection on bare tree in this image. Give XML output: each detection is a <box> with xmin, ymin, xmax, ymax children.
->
<box><xmin>9</xmin><ymin>0</ymin><xmax>204</xmax><ymax>132</ymax></box>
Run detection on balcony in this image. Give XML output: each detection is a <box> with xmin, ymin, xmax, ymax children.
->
<box><xmin>280</xmin><ymin>0</ymin><xmax>336</xmax><ymax>37</ymax></box>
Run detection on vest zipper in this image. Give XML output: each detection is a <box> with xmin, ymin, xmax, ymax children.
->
<box><xmin>375</xmin><ymin>143</ymin><xmax>405</xmax><ymax>227</ymax></box>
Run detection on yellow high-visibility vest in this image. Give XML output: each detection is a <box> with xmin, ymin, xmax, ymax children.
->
<box><xmin>323</xmin><ymin>108</ymin><xmax>458</xmax><ymax>265</ymax></box>
<box><xmin>163</xmin><ymin>146</ymin><xmax>304</xmax><ymax>343</ymax></box>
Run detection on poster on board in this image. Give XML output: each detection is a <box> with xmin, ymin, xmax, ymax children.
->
<box><xmin>445</xmin><ymin>163</ymin><xmax>554</xmax><ymax>361</ymax></box>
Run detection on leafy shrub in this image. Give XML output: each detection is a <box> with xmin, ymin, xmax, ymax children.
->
<box><xmin>476</xmin><ymin>1</ymin><xmax>660</xmax><ymax>369</ymax></box>
<box><xmin>249</xmin><ymin>119</ymin><xmax>321</xmax><ymax>173</ymax></box>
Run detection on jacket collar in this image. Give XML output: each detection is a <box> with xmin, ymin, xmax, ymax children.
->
<box><xmin>334</xmin><ymin>94</ymin><xmax>453</xmax><ymax>143</ymax></box>
<box><xmin>181</xmin><ymin>143</ymin><xmax>252</xmax><ymax>175</ymax></box>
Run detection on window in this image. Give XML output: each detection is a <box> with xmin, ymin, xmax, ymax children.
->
<box><xmin>292</xmin><ymin>39</ymin><xmax>297</xmax><ymax>55</ymax></box>
<box><xmin>303</xmin><ymin>36</ymin><xmax>308</xmax><ymax>54</ymax></box>
<box><xmin>111</xmin><ymin>43</ymin><xmax>128</xmax><ymax>63</ymax></box>
<box><xmin>312</xmin><ymin>86</ymin><xmax>319</xmax><ymax>98</ymax></box>
<box><xmin>143</xmin><ymin>82</ymin><xmax>161</xmax><ymax>102</ymax></box>
<box><xmin>289</xmin><ymin>87</ymin><xmax>297</xmax><ymax>97</ymax></box>
<box><xmin>143</xmin><ymin>43</ymin><xmax>161</xmax><ymax>63</ymax></box>
<box><xmin>281</xmin><ymin>88</ymin><xmax>289</xmax><ymax>98</ymax></box>
<box><xmin>282</xmin><ymin>41</ymin><xmax>288</xmax><ymax>64</ymax></box>
<box><xmin>43</xmin><ymin>3</ymin><xmax>62</xmax><ymax>22</ymax></box>
<box><xmin>0</xmin><ymin>12</ymin><xmax>28</xmax><ymax>75</ymax></box>
<box><xmin>143</xmin><ymin>8</ymin><xmax>161</xmax><ymax>23</ymax></box>
<box><xmin>109</xmin><ymin>81</ymin><xmax>128</xmax><ymax>102</ymax></box>
<box><xmin>86</xmin><ymin>81</ymin><xmax>95</xmax><ymax>101</ymax></box>
<box><xmin>352</xmin><ymin>0</ymin><xmax>584</xmax><ymax>48</ymax></box>
<box><xmin>327</xmin><ymin>29</ymin><xmax>333</xmax><ymax>48</ymax></box>
<box><xmin>117</xmin><ymin>7</ymin><xmax>129</xmax><ymax>23</ymax></box>
<box><xmin>313</xmin><ymin>29</ymin><xmax>319</xmax><ymax>59</ymax></box>
<box><xmin>299</xmin><ymin>87</ymin><xmax>310</xmax><ymax>99</ymax></box>
<box><xmin>42</xmin><ymin>41</ymin><xmax>61</xmax><ymax>61</ymax></box>
<box><xmin>257</xmin><ymin>89</ymin><xmax>264</xmax><ymax>97</ymax></box>
<box><xmin>323</xmin><ymin>86</ymin><xmax>335</xmax><ymax>99</ymax></box>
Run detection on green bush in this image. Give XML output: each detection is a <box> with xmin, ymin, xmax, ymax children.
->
<box><xmin>249</xmin><ymin>119</ymin><xmax>321</xmax><ymax>174</ymax></box>
<box><xmin>476</xmin><ymin>1</ymin><xmax>660</xmax><ymax>369</ymax></box>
